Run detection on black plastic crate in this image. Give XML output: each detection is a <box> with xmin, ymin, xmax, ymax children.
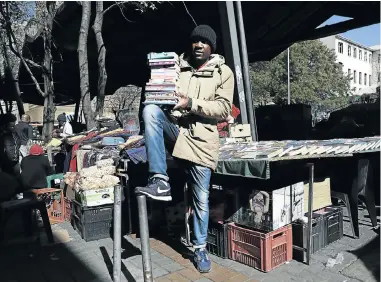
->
<box><xmin>292</xmin><ymin>213</ymin><xmax>324</xmax><ymax>262</ymax></box>
<box><xmin>206</xmin><ymin>222</ymin><xmax>228</xmax><ymax>258</ymax></box>
<box><xmin>72</xmin><ymin>214</ymin><xmax>112</xmax><ymax>242</ymax></box>
<box><xmin>316</xmin><ymin>206</ymin><xmax>343</xmax><ymax>245</ymax></box>
<box><xmin>71</xmin><ymin>200</ymin><xmax>113</xmax><ymax>224</ymax></box>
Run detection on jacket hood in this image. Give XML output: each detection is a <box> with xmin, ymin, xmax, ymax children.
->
<box><xmin>179</xmin><ymin>53</ymin><xmax>226</xmax><ymax>77</ymax></box>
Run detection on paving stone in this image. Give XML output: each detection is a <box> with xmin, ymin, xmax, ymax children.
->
<box><xmin>153</xmin><ymin>267</ymin><xmax>169</xmax><ymax>278</ymax></box>
<box><xmin>161</xmin><ymin>262</ymin><xmax>185</xmax><ymax>273</ymax></box>
<box><xmin>194</xmin><ymin>278</ymin><xmax>213</xmax><ymax>282</ymax></box>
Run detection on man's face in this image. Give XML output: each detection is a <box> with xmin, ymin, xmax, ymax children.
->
<box><xmin>7</xmin><ymin>122</ymin><xmax>15</xmax><ymax>132</ymax></box>
<box><xmin>191</xmin><ymin>37</ymin><xmax>212</xmax><ymax>62</ymax></box>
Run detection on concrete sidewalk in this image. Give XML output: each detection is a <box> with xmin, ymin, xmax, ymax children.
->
<box><xmin>0</xmin><ymin>208</ymin><xmax>379</xmax><ymax>282</ymax></box>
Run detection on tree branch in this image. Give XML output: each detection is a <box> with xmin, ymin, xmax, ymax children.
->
<box><xmin>0</xmin><ymin>2</ymin><xmax>46</xmax><ymax>97</ymax></box>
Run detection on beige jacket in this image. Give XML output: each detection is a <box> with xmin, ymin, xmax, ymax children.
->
<box><xmin>171</xmin><ymin>53</ymin><xmax>234</xmax><ymax>170</ymax></box>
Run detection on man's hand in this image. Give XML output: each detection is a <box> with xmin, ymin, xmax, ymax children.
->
<box><xmin>173</xmin><ymin>92</ymin><xmax>189</xmax><ymax>110</ymax></box>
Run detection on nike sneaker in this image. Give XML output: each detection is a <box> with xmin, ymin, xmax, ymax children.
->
<box><xmin>135</xmin><ymin>177</ymin><xmax>172</xmax><ymax>201</ymax></box>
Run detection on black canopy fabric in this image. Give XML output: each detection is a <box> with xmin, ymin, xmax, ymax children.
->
<box><xmin>16</xmin><ymin>1</ymin><xmax>380</xmax><ymax>106</ymax></box>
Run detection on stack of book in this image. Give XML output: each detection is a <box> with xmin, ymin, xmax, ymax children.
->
<box><xmin>144</xmin><ymin>52</ymin><xmax>180</xmax><ymax>106</ymax></box>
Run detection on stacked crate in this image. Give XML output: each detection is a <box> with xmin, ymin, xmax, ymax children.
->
<box><xmin>228</xmin><ymin>183</ymin><xmax>304</xmax><ymax>272</ymax></box>
<box><xmin>71</xmin><ymin>200</ymin><xmax>114</xmax><ymax>242</ymax></box>
<box><xmin>144</xmin><ymin>52</ymin><xmax>180</xmax><ymax>106</ymax></box>
<box><xmin>292</xmin><ymin>206</ymin><xmax>343</xmax><ymax>261</ymax></box>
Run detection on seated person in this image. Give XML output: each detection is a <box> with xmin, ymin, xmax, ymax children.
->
<box><xmin>20</xmin><ymin>145</ymin><xmax>54</xmax><ymax>190</ymax></box>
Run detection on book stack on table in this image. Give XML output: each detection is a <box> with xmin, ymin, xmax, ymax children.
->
<box><xmin>144</xmin><ymin>52</ymin><xmax>180</xmax><ymax>106</ymax></box>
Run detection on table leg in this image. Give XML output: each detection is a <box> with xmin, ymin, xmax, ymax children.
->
<box><xmin>113</xmin><ymin>184</ymin><xmax>122</xmax><ymax>282</ymax></box>
<box><xmin>306</xmin><ymin>163</ymin><xmax>314</xmax><ymax>265</ymax></box>
<box><xmin>137</xmin><ymin>195</ymin><xmax>153</xmax><ymax>282</ymax></box>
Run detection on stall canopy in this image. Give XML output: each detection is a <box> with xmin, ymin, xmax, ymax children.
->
<box><xmin>16</xmin><ymin>1</ymin><xmax>380</xmax><ymax>106</ymax></box>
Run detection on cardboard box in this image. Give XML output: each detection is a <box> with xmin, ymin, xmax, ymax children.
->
<box><xmin>303</xmin><ymin>178</ymin><xmax>332</xmax><ymax>213</ymax></box>
<box><xmin>229</xmin><ymin>124</ymin><xmax>251</xmax><ymax>138</ymax></box>
<box><xmin>232</xmin><ymin>182</ymin><xmax>304</xmax><ymax>232</ymax></box>
<box><xmin>76</xmin><ymin>187</ymin><xmax>114</xmax><ymax>207</ymax></box>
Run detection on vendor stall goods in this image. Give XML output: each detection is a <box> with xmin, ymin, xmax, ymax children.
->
<box><xmin>144</xmin><ymin>52</ymin><xmax>179</xmax><ymax>105</ymax></box>
<box><xmin>232</xmin><ymin>182</ymin><xmax>304</xmax><ymax>232</ymax></box>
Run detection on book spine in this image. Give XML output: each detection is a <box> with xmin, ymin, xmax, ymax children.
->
<box><xmin>147</xmin><ymin>52</ymin><xmax>178</xmax><ymax>60</ymax></box>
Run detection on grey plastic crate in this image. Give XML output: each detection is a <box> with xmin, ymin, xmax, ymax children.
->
<box><xmin>319</xmin><ymin>206</ymin><xmax>344</xmax><ymax>245</ymax></box>
<box><xmin>71</xmin><ymin>200</ymin><xmax>113</xmax><ymax>224</ymax></box>
<box><xmin>292</xmin><ymin>213</ymin><xmax>325</xmax><ymax>262</ymax></box>
<box><xmin>206</xmin><ymin>222</ymin><xmax>228</xmax><ymax>258</ymax></box>
<box><xmin>72</xmin><ymin>214</ymin><xmax>112</xmax><ymax>242</ymax></box>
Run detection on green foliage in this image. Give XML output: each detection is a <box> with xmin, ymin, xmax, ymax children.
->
<box><xmin>250</xmin><ymin>40</ymin><xmax>351</xmax><ymax>111</ymax></box>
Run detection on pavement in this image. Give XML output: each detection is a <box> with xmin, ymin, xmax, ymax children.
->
<box><xmin>0</xmin><ymin>207</ymin><xmax>379</xmax><ymax>282</ymax></box>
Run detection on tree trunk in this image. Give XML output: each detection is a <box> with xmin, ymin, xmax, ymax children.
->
<box><xmin>41</xmin><ymin>2</ymin><xmax>56</xmax><ymax>143</ymax></box>
<box><xmin>78</xmin><ymin>1</ymin><xmax>94</xmax><ymax>129</ymax></box>
<box><xmin>0</xmin><ymin>31</ymin><xmax>24</xmax><ymax>117</ymax></box>
<box><xmin>93</xmin><ymin>1</ymin><xmax>107</xmax><ymax>117</ymax></box>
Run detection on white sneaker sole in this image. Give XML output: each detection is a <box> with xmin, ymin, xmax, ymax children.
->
<box><xmin>137</xmin><ymin>191</ymin><xmax>172</xmax><ymax>201</ymax></box>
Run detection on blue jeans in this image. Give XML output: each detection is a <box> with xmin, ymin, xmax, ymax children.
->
<box><xmin>143</xmin><ymin>104</ymin><xmax>211</xmax><ymax>248</ymax></box>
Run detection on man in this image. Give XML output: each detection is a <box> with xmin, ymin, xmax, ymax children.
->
<box><xmin>0</xmin><ymin>114</ymin><xmax>21</xmax><ymax>176</ymax></box>
<box><xmin>136</xmin><ymin>25</ymin><xmax>234</xmax><ymax>273</ymax></box>
<box><xmin>15</xmin><ymin>114</ymin><xmax>33</xmax><ymax>161</ymax></box>
<box><xmin>57</xmin><ymin>112</ymin><xmax>73</xmax><ymax>138</ymax></box>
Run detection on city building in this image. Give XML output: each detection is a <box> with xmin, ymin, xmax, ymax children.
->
<box><xmin>369</xmin><ymin>44</ymin><xmax>380</xmax><ymax>86</ymax></box>
<box><xmin>320</xmin><ymin>35</ymin><xmax>379</xmax><ymax>95</ymax></box>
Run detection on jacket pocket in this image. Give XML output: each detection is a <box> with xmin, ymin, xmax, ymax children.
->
<box><xmin>191</xmin><ymin>122</ymin><xmax>218</xmax><ymax>143</ymax></box>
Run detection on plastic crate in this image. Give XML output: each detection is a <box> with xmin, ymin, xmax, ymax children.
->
<box><xmin>64</xmin><ymin>198</ymin><xmax>72</xmax><ymax>222</ymax></box>
<box><xmin>71</xmin><ymin>214</ymin><xmax>112</xmax><ymax>242</ymax></box>
<box><xmin>228</xmin><ymin>223</ymin><xmax>292</xmax><ymax>272</ymax></box>
<box><xmin>206</xmin><ymin>222</ymin><xmax>228</xmax><ymax>258</ymax></box>
<box><xmin>30</xmin><ymin>188</ymin><xmax>65</xmax><ymax>224</ymax></box>
<box><xmin>315</xmin><ymin>206</ymin><xmax>343</xmax><ymax>245</ymax></box>
<box><xmin>292</xmin><ymin>213</ymin><xmax>324</xmax><ymax>262</ymax></box>
<box><xmin>71</xmin><ymin>200</ymin><xmax>113</xmax><ymax>224</ymax></box>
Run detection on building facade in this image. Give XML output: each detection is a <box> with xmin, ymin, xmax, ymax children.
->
<box><xmin>369</xmin><ymin>45</ymin><xmax>380</xmax><ymax>86</ymax></box>
<box><xmin>320</xmin><ymin>35</ymin><xmax>378</xmax><ymax>95</ymax></box>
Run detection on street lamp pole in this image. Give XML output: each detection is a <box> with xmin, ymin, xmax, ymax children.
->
<box><xmin>287</xmin><ymin>47</ymin><xmax>290</xmax><ymax>105</ymax></box>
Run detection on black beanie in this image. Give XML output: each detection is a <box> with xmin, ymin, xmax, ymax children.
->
<box><xmin>190</xmin><ymin>25</ymin><xmax>217</xmax><ymax>52</ymax></box>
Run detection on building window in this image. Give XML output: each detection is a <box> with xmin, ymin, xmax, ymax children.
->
<box><xmin>359</xmin><ymin>50</ymin><xmax>362</xmax><ymax>60</ymax></box>
<box><xmin>354</xmin><ymin>70</ymin><xmax>357</xmax><ymax>83</ymax></box>
<box><xmin>369</xmin><ymin>75</ymin><xmax>372</xmax><ymax>86</ymax></box>
<box><xmin>364</xmin><ymin>52</ymin><xmax>367</xmax><ymax>62</ymax></box>
<box><xmin>348</xmin><ymin>68</ymin><xmax>352</xmax><ymax>79</ymax></box>
<box><xmin>364</xmin><ymin>73</ymin><xmax>367</xmax><ymax>85</ymax></box>
<box><xmin>379</xmin><ymin>54</ymin><xmax>380</xmax><ymax>63</ymax></box>
<box><xmin>348</xmin><ymin>45</ymin><xmax>351</xmax><ymax>56</ymax></box>
<box><xmin>353</xmin><ymin>47</ymin><xmax>357</xmax><ymax>58</ymax></box>
<box><xmin>378</xmin><ymin>72</ymin><xmax>380</xmax><ymax>82</ymax></box>
<box><xmin>338</xmin><ymin>42</ymin><xmax>343</xmax><ymax>54</ymax></box>
<box><xmin>369</xmin><ymin>54</ymin><xmax>372</xmax><ymax>62</ymax></box>
<box><xmin>359</xmin><ymin>72</ymin><xmax>362</xmax><ymax>84</ymax></box>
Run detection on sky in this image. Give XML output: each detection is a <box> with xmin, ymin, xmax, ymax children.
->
<box><xmin>320</xmin><ymin>16</ymin><xmax>380</xmax><ymax>47</ymax></box>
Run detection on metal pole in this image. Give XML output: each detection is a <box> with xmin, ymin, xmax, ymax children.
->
<box><xmin>234</xmin><ymin>1</ymin><xmax>258</xmax><ymax>141</ymax></box>
<box><xmin>218</xmin><ymin>1</ymin><xmax>248</xmax><ymax>124</ymax></box>
<box><xmin>137</xmin><ymin>195</ymin><xmax>153</xmax><ymax>282</ymax></box>
<box><xmin>113</xmin><ymin>184</ymin><xmax>122</xmax><ymax>282</ymax></box>
<box><xmin>287</xmin><ymin>47</ymin><xmax>291</xmax><ymax>105</ymax></box>
<box><xmin>306</xmin><ymin>163</ymin><xmax>314</xmax><ymax>265</ymax></box>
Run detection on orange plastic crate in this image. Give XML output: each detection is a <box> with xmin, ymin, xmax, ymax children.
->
<box><xmin>228</xmin><ymin>223</ymin><xmax>292</xmax><ymax>272</ymax></box>
<box><xmin>64</xmin><ymin>197</ymin><xmax>72</xmax><ymax>222</ymax></box>
<box><xmin>31</xmin><ymin>188</ymin><xmax>65</xmax><ymax>224</ymax></box>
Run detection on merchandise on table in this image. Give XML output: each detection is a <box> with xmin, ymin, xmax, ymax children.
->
<box><xmin>232</xmin><ymin>182</ymin><xmax>304</xmax><ymax>232</ymax></box>
<box><xmin>144</xmin><ymin>52</ymin><xmax>180</xmax><ymax>106</ymax></box>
